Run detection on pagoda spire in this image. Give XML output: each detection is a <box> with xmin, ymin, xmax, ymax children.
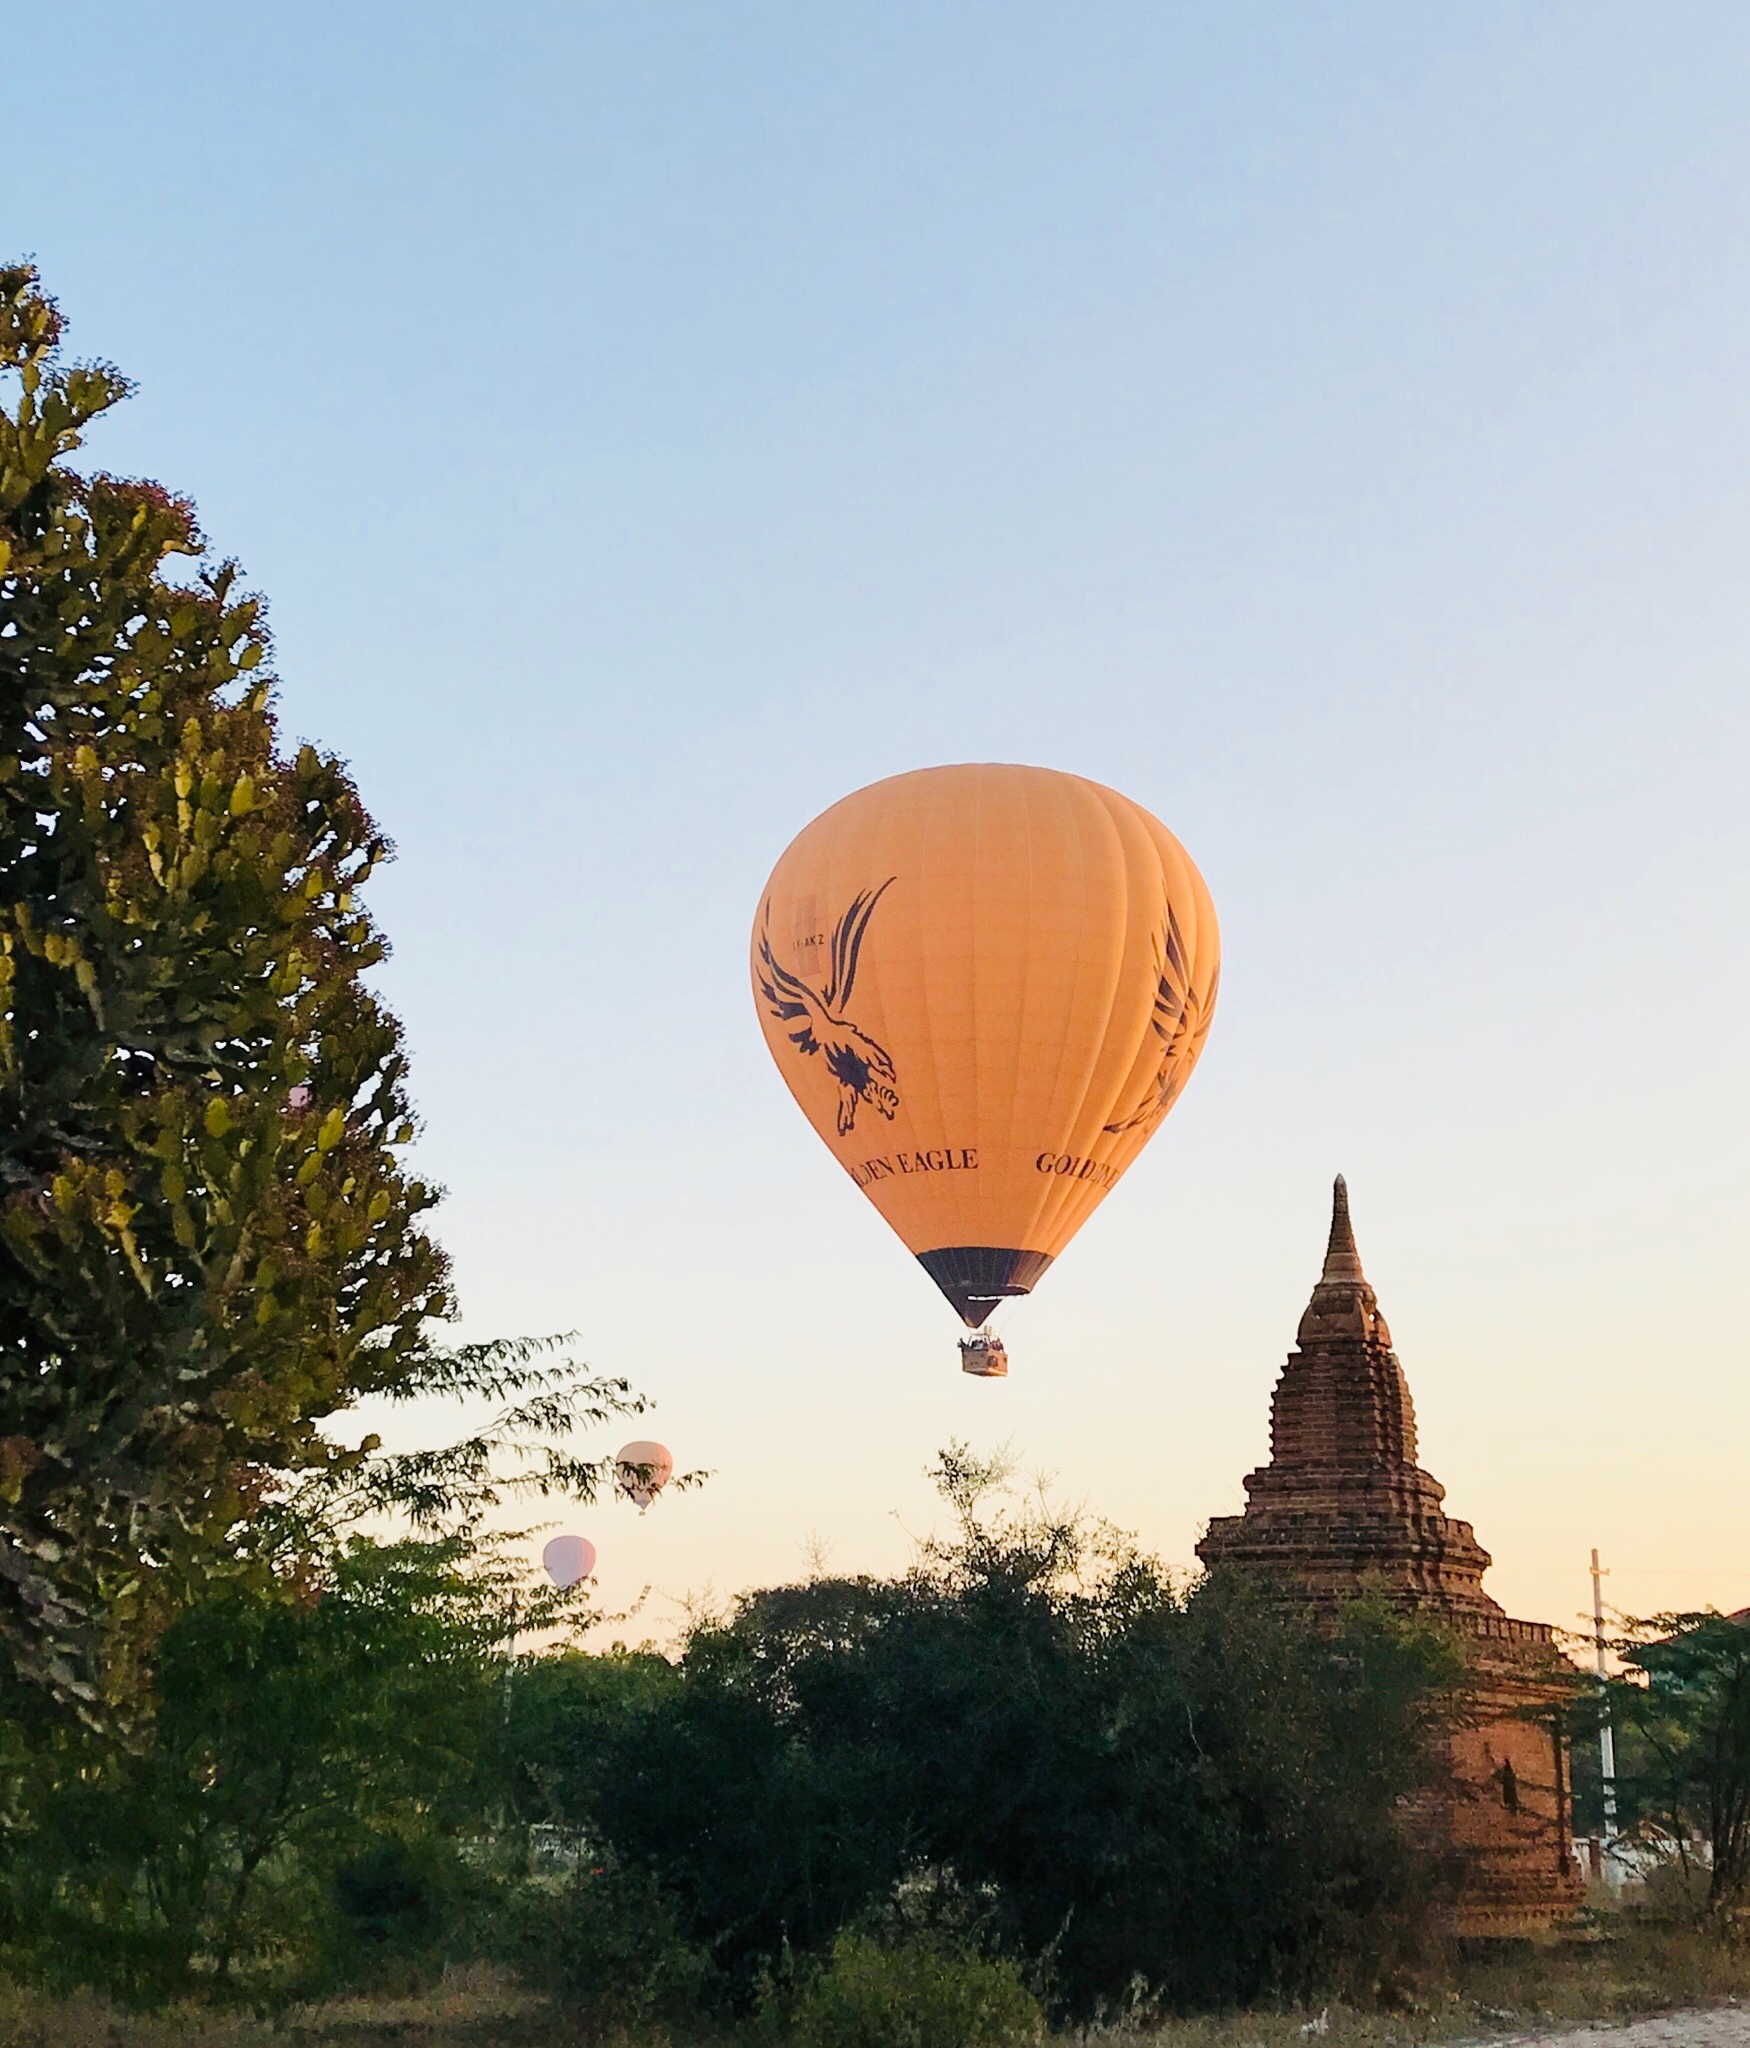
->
<box><xmin>1194</xmin><ymin>1175</ymin><xmax>1582</xmax><ymax>1937</ymax></box>
<box><xmin>1199</xmin><ymin>1172</ymin><xmax>1494</xmax><ymax>1615</ymax></box>
<box><xmin>1298</xmin><ymin>1173</ymin><xmax>1384</xmax><ymax>1346</ymax></box>
<box><xmin>1321</xmin><ymin>1173</ymin><xmax>1365</xmax><ymax>1282</ymax></box>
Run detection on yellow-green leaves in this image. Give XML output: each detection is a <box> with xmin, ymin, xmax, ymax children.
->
<box><xmin>0</xmin><ymin>260</ymin><xmax>450</xmax><ymax>1711</ymax></box>
<box><xmin>0</xmin><ymin>939</ymin><xmax>15</xmax><ymax>1085</ymax></box>
<box><xmin>0</xmin><ymin>1435</ymin><xmax>39</xmax><ymax>1507</ymax></box>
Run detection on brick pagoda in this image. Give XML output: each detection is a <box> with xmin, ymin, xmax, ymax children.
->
<box><xmin>1197</xmin><ymin>1177</ymin><xmax>1581</xmax><ymax>1936</ymax></box>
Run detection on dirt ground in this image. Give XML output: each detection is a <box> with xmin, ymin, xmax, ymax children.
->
<box><xmin>9</xmin><ymin>1997</ymin><xmax>1744</xmax><ymax>2048</ymax></box>
<box><xmin>1486</xmin><ymin>2015</ymin><xmax>1750</xmax><ymax>2048</ymax></box>
<box><xmin>3</xmin><ymin>1928</ymin><xmax>1748</xmax><ymax>2048</ymax></box>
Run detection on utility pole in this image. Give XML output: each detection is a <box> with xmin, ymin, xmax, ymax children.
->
<box><xmin>502</xmin><ymin>1587</ymin><xmax>519</xmax><ymax>1729</ymax></box>
<box><xmin>1591</xmin><ymin>1548</ymin><xmax>1620</xmax><ymax>1886</ymax></box>
<box><xmin>492</xmin><ymin>1587</ymin><xmax>520</xmax><ymax>1838</ymax></box>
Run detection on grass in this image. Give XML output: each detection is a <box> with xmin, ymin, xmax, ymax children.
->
<box><xmin>1070</xmin><ymin>1918</ymin><xmax>1750</xmax><ymax>2046</ymax></box>
<box><xmin>0</xmin><ymin>1968</ymin><xmax>554</xmax><ymax>2048</ymax></box>
<box><xmin>2</xmin><ymin>1921</ymin><xmax>1748</xmax><ymax>2048</ymax></box>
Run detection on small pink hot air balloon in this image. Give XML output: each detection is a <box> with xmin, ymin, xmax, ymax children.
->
<box><xmin>614</xmin><ymin>1440</ymin><xmax>673</xmax><ymax>1513</ymax></box>
<box><xmin>542</xmin><ymin>1534</ymin><xmax>596</xmax><ymax>1589</ymax></box>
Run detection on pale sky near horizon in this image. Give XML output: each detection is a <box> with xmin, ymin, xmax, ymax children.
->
<box><xmin>9</xmin><ymin>4</ymin><xmax>1749</xmax><ymax>1650</ymax></box>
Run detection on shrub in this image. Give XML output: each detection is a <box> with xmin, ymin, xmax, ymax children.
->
<box><xmin>332</xmin><ymin>1838</ymin><xmax>442</xmax><ymax>1951</ymax></box>
<box><xmin>516</xmin><ymin>1860</ymin><xmax>714</xmax><ymax>2042</ymax></box>
<box><xmin>780</xmin><ymin>1931</ymin><xmax>1043</xmax><ymax>2048</ymax></box>
<box><xmin>573</xmin><ymin>1453</ymin><xmax>1461</xmax><ymax>2013</ymax></box>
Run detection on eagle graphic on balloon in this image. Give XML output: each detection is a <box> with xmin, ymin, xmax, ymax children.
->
<box><xmin>755</xmin><ymin>879</ymin><xmax>900</xmax><ymax>1136</ymax></box>
<box><xmin>751</xmin><ymin>765</ymin><xmax>1220</xmax><ymax>1374</ymax></box>
<box><xmin>1103</xmin><ymin>902</ymin><xmax>1221</xmax><ymax>1137</ymax></box>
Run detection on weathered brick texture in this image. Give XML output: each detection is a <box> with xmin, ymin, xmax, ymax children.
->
<box><xmin>1197</xmin><ymin>1178</ymin><xmax>1582</xmax><ymax>1936</ymax></box>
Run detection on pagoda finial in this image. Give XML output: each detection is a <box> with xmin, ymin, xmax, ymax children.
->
<box><xmin>1322</xmin><ymin>1173</ymin><xmax>1365</xmax><ymax>1282</ymax></box>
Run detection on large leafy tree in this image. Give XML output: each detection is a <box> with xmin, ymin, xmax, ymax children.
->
<box><xmin>1595</xmin><ymin>1610</ymin><xmax>1750</xmax><ymax>1914</ymax></box>
<box><xmin>0</xmin><ymin>262</ymin><xmax>449</xmax><ymax>1707</ymax></box>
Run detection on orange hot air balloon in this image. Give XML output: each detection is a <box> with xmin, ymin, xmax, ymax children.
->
<box><xmin>750</xmin><ymin>764</ymin><xmax>1219</xmax><ymax>1335</ymax></box>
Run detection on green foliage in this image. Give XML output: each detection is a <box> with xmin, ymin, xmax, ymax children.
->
<box><xmin>280</xmin><ymin>1332</ymin><xmax>653</xmax><ymax>1547</ymax></box>
<box><xmin>505</xmin><ymin>1860</ymin><xmax>714</xmax><ymax>2043</ymax></box>
<box><xmin>523</xmin><ymin>1447</ymin><xmax>1465</xmax><ymax>2014</ymax></box>
<box><xmin>0</xmin><ymin>261</ymin><xmax>450</xmax><ymax>1708</ymax></box>
<box><xmin>0</xmin><ymin>1437</ymin><xmax>1461</xmax><ymax>2020</ymax></box>
<box><xmin>1600</xmin><ymin>1610</ymin><xmax>1750</xmax><ymax>1912</ymax></box>
<box><xmin>775</xmin><ymin>1930</ymin><xmax>1043</xmax><ymax>2048</ymax></box>
<box><xmin>0</xmin><ymin>1312</ymin><xmax>663</xmax><ymax>2006</ymax></box>
<box><xmin>504</xmin><ymin>1646</ymin><xmax>682</xmax><ymax>1829</ymax></box>
<box><xmin>0</xmin><ymin>1537</ymin><xmax>507</xmax><ymax>2002</ymax></box>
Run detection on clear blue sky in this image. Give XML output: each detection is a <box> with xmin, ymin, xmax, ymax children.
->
<box><xmin>13</xmin><ymin>3</ymin><xmax>1749</xmax><ymax>1638</ymax></box>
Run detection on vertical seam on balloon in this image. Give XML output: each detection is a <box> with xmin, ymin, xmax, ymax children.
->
<box><xmin>846</xmin><ymin>789</ymin><xmax>913</xmax><ymax>1234</ymax></box>
<box><xmin>1015</xmin><ymin>769</ymin><xmax>1083</xmax><ymax>1257</ymax></box>
<box><xmin>1032</xmin><ymin>775</ymin><xmax>1126</xmax><ymax>1258</ymax></box>
<box><xmin>1081</xmin><ymin>790</ymin><xmax>1163</xmax><ymax>1220</ymax></box>
<box><xmin>1065</xmin><ymin>790</ymin><xmax>1172</xmax><ymax>1253</ymax></box>
<box><xmin>1028</xmin><ymin>774</ymin><xmax>1098</xmax><ymax>1253</ymax></box>
<box><xmin>1002</xmin><ymin>765</ymin><xmax>1038</xmax><ymax>1262</ymax></box>
<box><xmin>1151</xmin><ymin>826</ymin><xmax>1215</xmax><ymax>1138</ymax></box>
<box><xmin>971</xmin><ymin>765</ymin><xmax>987</xmax><ymax>1259</ymax></box>
<box><xmin>1050</xmin><ymin>780</ymin><xmax>1136</xmax><ymax>1254</ymax></box>
<box><xmin>908</xmin><ymin>773</ymin><xmax>948</xmax><ymax>1243</ymax></box>
<box><xmin>1101</xmin><ymin>813</ymin><xmax>1179</xmax><ymax>1186</ymax></box>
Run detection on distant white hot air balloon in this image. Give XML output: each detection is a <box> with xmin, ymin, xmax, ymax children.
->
<box><xmin>542</xmin><ymin>1534</ymin><xmax>596</xmax><ymax>1589</ymax></box>
<box><xmin>615</xmin><ymin>1440</ymin><xmax>673</xmax><ymax>1513</ymax></box>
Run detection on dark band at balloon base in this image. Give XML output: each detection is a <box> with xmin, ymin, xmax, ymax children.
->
<box><xmin>916</xmin><ymin>1246</ymin><xmax>1054</xmax><ymax>1327</ymax></box>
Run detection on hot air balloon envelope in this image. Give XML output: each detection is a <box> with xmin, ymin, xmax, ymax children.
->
<box><xmin>615</xmin><ymin>1440</ymin><xmax>673</xmax><ymax>1511</ymax></box>
<box><xmin>751</xmin><ymin>764</ymin><xmax>1219</xmax><ymax>1325</ymax></box>
<box><xmin>543</xmin><ymin>1534</ymin><xmax>596</xmax><ymax>1589</ymax></box>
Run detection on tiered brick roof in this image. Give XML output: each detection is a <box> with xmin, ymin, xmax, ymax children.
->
<box><xmin>1197</xmin><ymin>1179</ymin><xmax>1580</xmax><ymax>1936</ymax></box>
<box><xmin>1198</xmin><ymin>1178</ymin><xmax>1542</xmax><ymax>1637</ymax></box>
